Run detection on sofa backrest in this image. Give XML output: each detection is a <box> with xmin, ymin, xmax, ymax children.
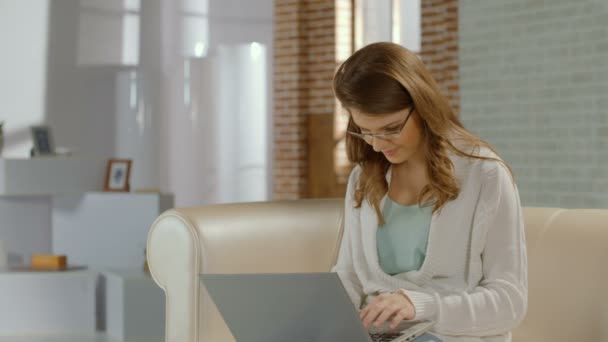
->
<box><xmin>513</xmin><ymin>208</ymin><xmax>608</xmax><ymax>342</ymax></box>
<box><xmin>147</xmin><ymin>201</ymin><xmax>608</xmax><ymax>342</ymax></box>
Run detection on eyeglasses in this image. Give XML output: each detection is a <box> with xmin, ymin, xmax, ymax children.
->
<box><xmin>347</xmin><ymin>107</ymin><xmax>415</xmax><ymax>144</ymax></box>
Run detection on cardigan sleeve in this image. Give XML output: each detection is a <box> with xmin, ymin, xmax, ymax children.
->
<box><xmin>331</xmin><ymin>166</ymin><xmax>364</xmax><ymax>309</ymax></box>
<box><xmin>406</xmin><ymin>162</ymin><xmax>528</xmax><ymax>336</ymax></box>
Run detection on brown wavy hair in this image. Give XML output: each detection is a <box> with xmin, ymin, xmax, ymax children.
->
<box><xmin>333</xmin><ymin>42</ymin><xmax>508</xmax><ymax>224</ymax></box>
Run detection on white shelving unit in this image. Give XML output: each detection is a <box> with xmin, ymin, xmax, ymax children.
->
<box><xmin>0</xmin><ymin>270</ymin><xmax>96</xmax><ymax>334</ymax></box>
<box><xmin>53</xmin><ymin>192</ymin><xmax>173</xmax><ymax>270</ymax></box>
<box><xmin>0</xmin><ymin>157</ymin><xmax>108</xmax><ymax>266</ymax></box>
<box><xmin>0</xmin><ymin>158</ymin><xmax>105</xmax><ymax>196</ymax></box>
<box><xmin>0</xmin><ymin>157</ymin><xmax>173</xmax><ymax>337</ymax></box>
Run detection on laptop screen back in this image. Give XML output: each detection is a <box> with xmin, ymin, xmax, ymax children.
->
<box><xmin>201</xmin><ymin>272</ymin><xmax>372</xmax><ymax>342</ymax></box>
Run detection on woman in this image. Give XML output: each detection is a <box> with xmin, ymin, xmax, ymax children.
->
<box><xmin>331</xmin><ymin>42</ymin><xmax>527</xmax><ymax>342</ymax></box>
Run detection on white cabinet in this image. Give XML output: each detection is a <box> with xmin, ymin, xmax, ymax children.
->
<box><xmin>53</xmin><ymin>192</ymin><xmax>173</xmax><ymax>270</ymax></box>
<box><xmin>0</xmin><ymin>270</ymin><xmax>96</xmax><ymax>334</ymax></box>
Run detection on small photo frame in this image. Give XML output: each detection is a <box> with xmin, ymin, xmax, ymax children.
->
<box><xmin>104</xmin><ymin>159</ymin><xmax>132</xmax><ymax>192</ymax></box>
<box><xmin>30</xmin><ymin>125</ymin><xmax>55</xmax><ymax>156</ymax></box>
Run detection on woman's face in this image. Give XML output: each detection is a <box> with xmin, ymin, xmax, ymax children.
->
<box><xmin>350</xmin><ymin>106</ymin><xmax>425</xmax><ymax>165</ymax></box>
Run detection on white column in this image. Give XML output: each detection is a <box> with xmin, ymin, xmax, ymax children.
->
<box><xmin>114</xmin><ymin>0</ymin><xmax>162</xmax><ymax>192</ymax></box>
<box><xmin>216</xmin><ymin>44</ymin><xmax>268</xmax><ymax>203</ymax></box>
<box><xmin>168</xmin><ymin>57</ymin><xmax>219</xmax><ymax>207</ymax></box>
<box><xmin>398</xmin><ymin>0</ymin><xmax>421</xmax><ymax>53</ymax></box>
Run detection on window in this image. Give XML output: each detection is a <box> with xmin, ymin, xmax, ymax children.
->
<box><xmin>77</xmin><ymin>0</ymin><xmax>141</xmax><ymax>66</ymax></box>
<box><xmin>354</xmin><ymin>0</ymin><xmax>420</xmax><ymax>53</ymax></box>
<box><xmin>182</xmin><ymin>0</ymin><xmax>209</xmax><ymax>58</ymax></box>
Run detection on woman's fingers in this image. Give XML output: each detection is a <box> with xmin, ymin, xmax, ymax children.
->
<box><xmin>361</xmin><ymin>304</ymin><xmax>383</xmax><ymax>328</ymax></box>
<box><xmin>373</xmin><ymin>304</ymin><xmax>401</xmax><ymax>328</ymax></box>
<box><xmin>360</xmin><ymin>293</ymin><xmax>416</xmax><ymax>330</ymax></box>
<box><xmin>389</xmin><ymin>308</ymin><xmax>410</xmax><ymax>329</ymax></box>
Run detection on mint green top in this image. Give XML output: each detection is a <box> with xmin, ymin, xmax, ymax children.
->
<box><xmin>376</xmin><ymin>197</ymin><xmax>433</xmax><ymax>275</ymax></box>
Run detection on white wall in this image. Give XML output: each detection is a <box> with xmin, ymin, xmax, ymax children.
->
<box><xmin>45</xmin><ymin>0</ymin><xmax>117</xmax><ymax>159</ymax></box>
<box><xmin>0</xmin><ymin>0</ymin><xmax>121</xmax><ymax>159</ymax></box>
<box><xmin>0</xmin><ymin>0</ymin><xmax>50</xmax><ymax>157</ymax></box>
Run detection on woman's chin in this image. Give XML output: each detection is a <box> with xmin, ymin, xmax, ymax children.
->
<box><xmin>384</xmin><ymin>150</ymin><xmax>411</xmax><ymax>165</ymax></box>
<box><xmin>384</xmin><ymin>153</ymin><xmax>403</xmax><ymax>163</ymax></box>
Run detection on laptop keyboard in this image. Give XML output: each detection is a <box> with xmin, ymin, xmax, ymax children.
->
<box><xmin>370</xmin><ymin>332</ymin><xmax>405</xmax><ymax>342</ymax></box>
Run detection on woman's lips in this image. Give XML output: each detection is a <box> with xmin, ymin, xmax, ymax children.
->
<box><xmin>383</xmin><ymin>148</ymin><xmax>397</xmax><ymax>156</ymax></box>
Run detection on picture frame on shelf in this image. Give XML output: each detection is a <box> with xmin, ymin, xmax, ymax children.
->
<box><xmin>30</xmin><ymin>125</ymin><xmax>55</xmax><ymax>156</ymax></box>
<box><xmin>104</xmin><ymin>159</ymin><xmax>132</xmax><ymax>192</ymax></box>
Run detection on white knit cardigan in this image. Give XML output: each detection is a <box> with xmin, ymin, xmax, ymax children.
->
<box><xmin>331</xmin><ymin>149</ymin><xmax>528</xmax><ymax>342</ymax></box>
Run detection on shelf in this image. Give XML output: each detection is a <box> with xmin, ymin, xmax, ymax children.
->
<box><xmin>0</xmin><ymin>158</ymin><xmax>106</xmax><ymax>196</ymax></box>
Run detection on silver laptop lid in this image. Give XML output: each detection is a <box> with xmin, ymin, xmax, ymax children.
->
<box><xmin>201</xmin><ymin>272</ymin><xmax>372</xmax><ymax>342</ymax></box>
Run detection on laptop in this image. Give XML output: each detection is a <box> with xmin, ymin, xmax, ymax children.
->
<box><xmin>200</xmin><ymin>272</ymin><xmax>434</xmax><ymax>342</ymax></box>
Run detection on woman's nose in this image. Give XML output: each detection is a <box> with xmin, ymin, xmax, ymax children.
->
<box><xmin>371</xmin><ymin>137</ymin><xmax>390</xmax><ymax>152</ymax></box>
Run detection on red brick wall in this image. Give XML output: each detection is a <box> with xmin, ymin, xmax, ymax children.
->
<box><xmin>273</xmin><ymin>0</ymin><xmax>346</xmax><ymax>199</ymax></box>
<box><xmin>420</xmin><ymin>0</ymin><xmax>459</xmax><ymax>113</ymax></box>
<box><xmin>273</xmin><ymin>0</ymin><xmax>459</xmax><ymax>199</ymax></box>
<box><xmin>334</xmin><ymin>0</ymin><xmax>354</xmax><ymax>186</ymax></box>
<box><xmin>274</xmin><ymin>0</ymin><xmax>310</xmax><ymax>200</ymax></box>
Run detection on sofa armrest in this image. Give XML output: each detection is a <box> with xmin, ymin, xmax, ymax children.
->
<box><xmin>147</xmin><ymin>210</ymin><xmax>200</xmax><ymax>342</ymax></box>
<box><xmin>146</xmin><ymin>199</ymin><xmax>344</xmax><ymax>342</ymax></box>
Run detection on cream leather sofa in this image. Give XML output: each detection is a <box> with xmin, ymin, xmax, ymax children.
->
<box><xmin>146</xmin><ymin>199</ymin><xmax>608</xmax><ymax>342</ymax></box>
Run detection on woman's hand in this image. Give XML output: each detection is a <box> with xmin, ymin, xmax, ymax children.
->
<box><xmin>359</xmin><ymin>291</ymin><xmax>416</xmax><ymax>330</ymax></box>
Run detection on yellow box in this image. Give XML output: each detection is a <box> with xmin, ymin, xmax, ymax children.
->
<box><xmin>31</xmin><ymin>254</ymin><xmax>67</xmax><ymax>270</ymax></box>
